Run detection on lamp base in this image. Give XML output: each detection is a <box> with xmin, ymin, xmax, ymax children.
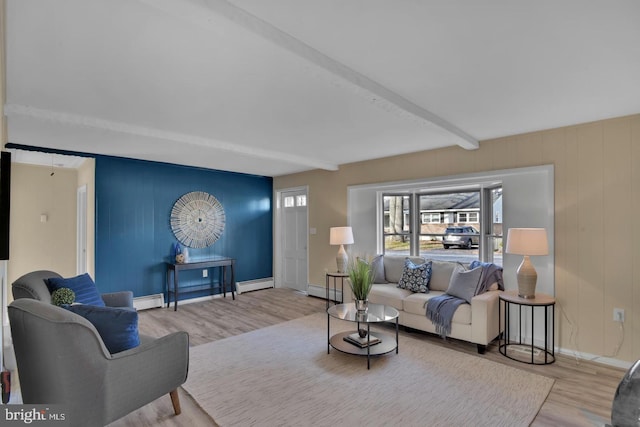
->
<box><xmin>336</xmin><ymin>245</ymin><xmax>348</xmax><ymax>273</ymax></box>
<box><xmin>517</xmin><ymin>255</ymin><xmax>537</xmax><ymax>299</ymax></box>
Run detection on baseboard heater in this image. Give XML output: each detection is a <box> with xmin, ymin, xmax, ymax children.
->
<box><xmin>307</xmin><ymin>284</ymin><xmax>343</xmax><ymax>302</ymax></box>
<box><xmin>133</xmin><ymin>293</ymin><xmax>165</xmax><ymax>310</ymax></box>
<box><xmin>236</xmin><ymin>278</ymin><xmax>274</xmax><ymax>294</ymax></box>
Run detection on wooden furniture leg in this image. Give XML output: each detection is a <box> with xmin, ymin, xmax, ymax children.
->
<box><xmin>169</xmin><ymin>389</ymin><xmax>182</xmax><ymax>415</ymax></box>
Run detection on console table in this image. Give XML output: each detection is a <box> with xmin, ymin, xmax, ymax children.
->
<box><xmin>165</xmin><ymin>257</ymin><xmax>236</xmax><ymax>311</ymax></box>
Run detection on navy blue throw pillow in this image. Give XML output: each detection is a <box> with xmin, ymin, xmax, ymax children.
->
<box><xmin>47</xmin><ymin>273</ymin><xmax>105</xmax><ymax>307</ymax></box>
<box><xmin>64</xmin><ymin>304</ymin><xmax>140</xmax><ymax>354</ymax></box>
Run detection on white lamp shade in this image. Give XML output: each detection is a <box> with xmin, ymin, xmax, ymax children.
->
<box><xmin>329</xmin><ymin>226</ymin><xmax>354</xmax><ymax>245</ymax></box>
<box><xmin>505</xmin><ymin>228</ymin><xmax>548</xmax><ymax>256</ymax></box>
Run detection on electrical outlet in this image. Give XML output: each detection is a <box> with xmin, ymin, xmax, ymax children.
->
<box><xmin>202</xmin><ymin>269</ymin><xmax>208</xmax><ymax>278</ymax></box>
<box><xmin>613</xmin><ymin>308</ymin><xmax>625</xmax><ymax>322</ymax></box>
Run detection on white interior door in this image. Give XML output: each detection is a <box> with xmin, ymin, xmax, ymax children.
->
<box><xmin>280</xmin><ymin>189</ymin><xmax>308</xmax><ymax>292</ymax></box>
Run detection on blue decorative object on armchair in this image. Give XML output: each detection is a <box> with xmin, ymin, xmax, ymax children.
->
<box><xmin>63</xmin><ymin>304</ymin><xmax>140</xmax><ymax>353</ymax></box>
<box><xmin>46</xmin><ymin>273</ymin><xmax>105</xmax><ymax>306</ymax></box>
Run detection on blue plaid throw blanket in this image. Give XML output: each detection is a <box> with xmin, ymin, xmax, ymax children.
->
<box><xmin>426</xmin><ymin>262</ymin><xmax>504</xmax><ymax>338</ymax></box>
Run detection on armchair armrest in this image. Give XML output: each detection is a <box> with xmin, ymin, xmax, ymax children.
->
<box><xmin>102</xmin><ymin>291</ymin><xmax>134</xmax><ymax>308</ymax></box>
<box><xmin>105</xmin><ymin>331</ymin><xmax>189</xmax><ymax>424</ymax></box>
<box><xmin>470</xmin><ymin>290</ymin><xmax>502</xmax><ymax>345</ymax></box>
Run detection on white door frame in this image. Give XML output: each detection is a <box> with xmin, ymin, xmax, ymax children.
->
<box><xmin>274</xmin><ymin>186</ymin><xmax>308</xmax><ymax>290</ymax></box>
<box><xmin>76</xmin><ymin>185</ymin><xmax>88</xmax><ymax>275</ymax></box>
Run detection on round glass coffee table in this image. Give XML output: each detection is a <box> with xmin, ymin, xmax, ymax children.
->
<box><xmin>327</xmin><ymin>302</ymin><xmax>399</xmax><ymax>369</ymax></box>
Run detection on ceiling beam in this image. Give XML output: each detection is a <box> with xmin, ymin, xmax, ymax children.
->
<box><xmin>139</xmin><ymin>0</ymin><xmax>479</xmax><ymax>150</ymax></box>
<box><xmin>3</xmin><ymin>104</ymin><xmax>340</xmax><ymax>171</ymax></box>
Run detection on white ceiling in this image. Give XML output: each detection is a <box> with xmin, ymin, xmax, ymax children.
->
<box><xmin>4</xmin><ymin>0</ymin><xmax>640</xmax><ymax>176</ymax></box>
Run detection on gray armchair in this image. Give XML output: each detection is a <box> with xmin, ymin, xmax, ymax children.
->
<box><xmin>12</xmin><ymin>270</ymin><xmax>133</xmax><ymax>308</ymax></box>
<box><xmin>8</xmin><ymin>298</ymin><xmax>189</xmax><ymax>427</ymax></box>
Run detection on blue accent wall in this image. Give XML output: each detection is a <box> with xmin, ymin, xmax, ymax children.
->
<box><xmin>95</xmin><ymin>156</ymin><xmax>272</xmax><ymax>300</ymax></box>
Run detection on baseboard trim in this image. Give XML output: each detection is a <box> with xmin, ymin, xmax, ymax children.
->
<box><xmin>555</xmin><ymin>347</ymin><xmax>632</xmax><ymax>370</ymax></box>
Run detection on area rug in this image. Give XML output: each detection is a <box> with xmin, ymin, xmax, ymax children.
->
<box><xmin>183</xmin><ymin>312</ymin><xmax>554</xmax><ymax>427</ymax></box>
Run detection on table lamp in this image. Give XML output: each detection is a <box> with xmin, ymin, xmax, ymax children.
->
<box><xmin>505</xmin><ymin>228</ymin><xmax>548</xmax><ymax>298</ymax></box>
<box><xmin>329</xmin><ymin>226</ymin><xmax>354</xmax><ymax>273</ymax></box>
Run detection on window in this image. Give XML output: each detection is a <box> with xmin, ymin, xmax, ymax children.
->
<box><xmin>457</xmin><ymin>211</ymin><xmax>479</xmax><ymax>223</ymax></box>
<box><xmin>382</xmin><ymin>194</ymin><xmax>411</xmax><ymax>255</ymax></box>
<box><xmin>381</xmin><ymin>188</ymin><xmax>502</xmax><ymax>264</ymax></box>
<box><xmin>487</xmin><ymin>186</ymin><xmax>503</xmax><ymax>262</ymax></box>
<box><xmin>421</xmin><ymin>212</ymin><xmax>441</xmax><ymax>224</ymax></box>
<box><xmin>284</xmin><ymin>196</ymin><xmax>295</xmax><ymax>208</ymax></box>
<box><xmin>284</xmin><ymin>194</ymin><xmax>307</xmax><ymax>208</ymax></box>
<box><xmin>417</xmin><ymin>191</ymin><xmax>480</xmax><ymax>259</ymax></box>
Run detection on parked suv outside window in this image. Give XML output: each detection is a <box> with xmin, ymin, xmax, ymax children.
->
<box><xmin>442</xmin><ymin>226</ymin><xmax>479</xmax><ymax>249</ymax></box>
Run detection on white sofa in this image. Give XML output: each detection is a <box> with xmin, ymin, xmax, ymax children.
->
<box><xmin>354</xmin><ymin>255</ymin><xmax>502</xmax><ymax>354</ymax></box>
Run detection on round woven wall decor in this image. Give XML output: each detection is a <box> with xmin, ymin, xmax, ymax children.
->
<box><xmin>170</xmin><ymin>191</ymin><xmax>225</xmax><ymax>248</ymax></box>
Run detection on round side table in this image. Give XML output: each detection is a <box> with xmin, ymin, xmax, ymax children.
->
<box><xmin>499</xmin><ymin>290</ymin><xmax>555</xmax><ymax>365</ymax></box>
<box><xmin>325</xmin><ymin>272</ymin><xmax>348</xmax><ymax>309</ymax></box>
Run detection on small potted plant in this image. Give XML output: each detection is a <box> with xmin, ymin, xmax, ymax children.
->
<box><xmin>347</xmin><ymin>257</ymin><xmax>373</xmax><ymax>313</ymax></box>
<box><xmin>51</xmin><ymin>287</ymin><xmax>76</xmax><ymax>306</ymax></box>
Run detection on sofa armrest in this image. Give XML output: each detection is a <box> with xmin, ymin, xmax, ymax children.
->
<box><xmin>102</xmin><ymin>291</ymin><xmax>134</xmax><ymax>308</ymax></box>
<box><xmin>470</xmin><ymin>290</ymin><xmax>502</xmax><ymax>345</ymax></box>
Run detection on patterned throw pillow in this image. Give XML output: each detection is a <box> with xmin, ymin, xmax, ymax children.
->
<box><xmin>397</xmin><ymin>259</ymin><xmax>432</xmax><ymax>293</ymax></box>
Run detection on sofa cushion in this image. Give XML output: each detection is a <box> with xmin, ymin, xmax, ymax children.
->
<box><xmin>397</xmin><ymin>259</ymin><xmax>432</xmax><ymax>293</ymax></box>
<box><xmin>383</xmin><ymin>256</ymin><xmax>425</xmax><ymax>283</ymax></box>
<box><xmin>370</xmin><ymin>254</ymin><xmax>386</xmax><ymax>283</ymax></box>
<box><xmin>367</xmin><ymin>284</ymin><xmax>410</xmax><ymax>311</ymax></box>
<box><xmin>428</xmin><ymin>261</ymin><xmax>466</xmax><ymax>292</ymax></box>
<box><xmin>446</xmin><ymin>266</ymin><xmax>483</xmax><ymax>303</ymax></box>
<box><xmin>64</xmin><ymin>304</ymin><xmax>140</xmax><ymax>354</ymax></box>
<box><xmin>46</xmin><ymin>273</ymin><xmax>105</xmax><ymax>307</ymax></box>
<box><xmin>403</xmin><ymin>291</ymin><xmax>472</xmax><ymax>325</ymax></box>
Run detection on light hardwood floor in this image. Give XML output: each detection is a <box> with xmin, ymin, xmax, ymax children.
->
<box><xmin>109</xmin><ymin>288</ymin><xmax>624</xmax><ymax>427</ymax></box>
